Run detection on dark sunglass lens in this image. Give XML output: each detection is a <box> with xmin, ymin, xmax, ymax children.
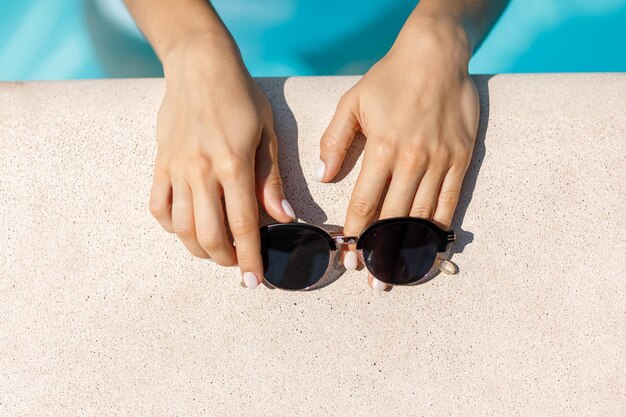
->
<box><xmin>361</xmin><ymin>221</ymin><xmax>438</xmax><ymax>285</ymax></box>
<box><xmin>261</xmin><ymin>226</ymin><xmax>331</xmax><ymax>290</ymax></box>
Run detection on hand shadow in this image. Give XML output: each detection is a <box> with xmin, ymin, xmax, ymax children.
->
<box><xmin>255</xmin><ymin>77</ymin><xmax>348</xmax><ymax>290</ymax></box>
<box><xmin>449</xmin><ymin>75</ymin><xmax>493</xmax><ymax>253</ymax></box>
<box><xmin>256</xmin><ymin>77</ymin><xmax>328</xmax><ymax>226</ymax></box>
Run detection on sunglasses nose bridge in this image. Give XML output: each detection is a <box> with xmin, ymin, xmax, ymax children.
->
<box><xmin>330</xmin><ymin>235</ymin><xmax>359</xmax><ymax>247</ymax></box>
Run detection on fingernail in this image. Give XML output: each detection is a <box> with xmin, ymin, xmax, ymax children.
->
<box><xmin>314</xmin><ymin>158</ymin><xmax>326</xmax><ymax>182</ymax></box>
<box><xmin>343</xmin><ymin>251</ymin><xmax>357</xmax><ymax>271</ymax></box>
<box><xmin>242</xmin><ymin>272</ymin><xmax>259</xmax><ymax>289</ymax></box>
<box><xmin>281</xmin><ymin>199</ymin><xmax>296</xmax><ymax>220</ymax></box>
<box><xmin>371</xmin><ymin>277</ymin><xmax>386</xmax><ymax>292</ymax></box>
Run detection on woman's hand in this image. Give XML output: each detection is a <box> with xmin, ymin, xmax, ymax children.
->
<box><xmin>316</xmin><ymin>15</ymin><xmax>480</xmax><ymax>290</ymax></box>
<box><xmin>149</xmin><ymin>38</ymin><xmax>296</xmax><ymax>289</ymax></box>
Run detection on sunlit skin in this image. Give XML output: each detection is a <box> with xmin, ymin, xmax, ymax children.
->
<box><xmin>124</xmin><ymin>0</ymin><xmax>508</xmax><ymax>290</ymax></box>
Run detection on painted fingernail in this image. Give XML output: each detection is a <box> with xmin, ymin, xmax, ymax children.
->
<box><xmin>314</xmin><ymin>158</ymin><xmax>326</xmax><ymax>182</ymax></box>
<box><xmin>371</xmin><ymin>277</ymin><xmax>386</xmax><ymax>292</ymax></box>
<box><xmin>343</xmin><ymin>251</ymin><xmax>357</xmax><ymax>271</ymax></box>
<box><xmin>281</xmin><ymin>199</ymin><xmax>296</xmax><ymax>220</ymax></box>
<box><xmin>242</xmin><ymin>272</ymin><xmax>259</xmax><ymax>289</ymax></box>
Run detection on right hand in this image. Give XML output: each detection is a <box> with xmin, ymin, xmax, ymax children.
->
<box><xmin>149</xmin><ymin>38</ymin><xmax>296</xmax><ymax>289</ymax></box>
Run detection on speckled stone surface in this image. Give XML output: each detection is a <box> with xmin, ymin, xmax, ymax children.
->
<box><xmin>0</xmin><ymin>74</ymin><xmax>625</xmax><ymax>416</ymax></box>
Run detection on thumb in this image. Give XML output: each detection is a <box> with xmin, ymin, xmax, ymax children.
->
<box><xmin>255</xmin><ymin>127</ymin><xmax>296</xmax><ymax>223</ymax></box>
<box><xmin>316</xmin><ymin>91</ymin><xmax>360</xmax><ymax>182</ymax></box>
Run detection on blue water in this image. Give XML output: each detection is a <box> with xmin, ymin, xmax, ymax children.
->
<box><xmin>0</xmin><ymin>0</ymin><xmax>625</xmax><ymax>80</ymax></box>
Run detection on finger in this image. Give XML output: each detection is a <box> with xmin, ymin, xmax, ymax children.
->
<box><xmin>432</xmin><ymin>166</ymin><xmax>466</xmax><ymax>230</ymax></box>
<box><xmin>191</xmin><ymin>178</ymin><xmax>237</xmax><ymax>266</ymax></box>
<box><xmin>255</xmin><ymin>127</ymin><xmax>296</xmax><ymax>222</ymax></box>
<box><xmin>341</xmin><ymin>145</ymin><xmax>391</xmax><ymax>272</ymax></box>
<box><xmin>342</xmin><ymin>156</ymin><xmax>420</xmax><ymax>272</ymax></box>
<box><xmin>378</xmin><ymin>161</ymin><xmax>427</xmax><ymax>220</ymax></box>
<box><xmin>343</xmin><ymin>144</ymin><xmax>391</xmax><ymax>237</ymax></box>
<box><xmin>221</xmin><ymin>159</ymin><xmax>263</xmax><ymax>289</ymax></box>
<box><xmin>409</xmin><ymin>168</ymin><xmax>447</xmax><ymax>220</ymax></box>
<box><xmin>171</xmin><ymin>180</ymin><xmax>210</xmax><ymax>258</ymax></box>
<box><xmin>317</xmin><ymin>91</ymin><xmax>360</xmax><ymax>182</ymax></box>
<box><xmin>149</xmin><ymin>164</ymin><xmax>174</xmax><ymax>233</ymax></box>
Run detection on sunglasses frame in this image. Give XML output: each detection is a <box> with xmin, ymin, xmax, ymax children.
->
<box><xmin>259</xmin><ymin>217</ymin><xmax>456</xmax><ymax>291</ymax></box>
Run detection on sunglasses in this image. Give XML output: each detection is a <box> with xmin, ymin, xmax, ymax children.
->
<box><xmin>259</xmin><ymin>216</ymin><xmax>457</xmax><ymax>290</ymax></box>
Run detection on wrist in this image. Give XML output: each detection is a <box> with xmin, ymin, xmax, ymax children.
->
<box><xmin>392</xmin><ymin>8</ymin><xmax>473</xmax><ymax>68</ymax></box>
<box><xmin>161</xmin><ymin>33</ymin><xmax>247</xmax><ymax>81</ymax></box>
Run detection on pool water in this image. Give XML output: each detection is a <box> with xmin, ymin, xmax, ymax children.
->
<box><xmin>0</xmin><ymin>0</ymin><xmax>625</xmax><ymax>80</ymax></box>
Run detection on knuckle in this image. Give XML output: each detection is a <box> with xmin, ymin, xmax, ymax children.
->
<box><xmin>184</xmin><ymin>158</ymin><xmax>211</xmax><ymax>180</ymax></box>
<box><xmin>369</xmin><ymin>140</ymin><xmax>395</xmax><ymax>159</ymax></box>
<box><xmin>264</xmin><ymin>172</ymin><xmax>283</xmax><ymax>189</ymax></box>
<box><xmin>349</xmin><ymin>197</ymin><xmax>377</xmax><ymax>219</ymax></box>
<box><xmin>439</xmin><ymin>148</ymin><xmax>453</xmax><ymax>163</ymax></box>
<box><xmin>172</xmin><ymin>222</ymin><xmax>195</xmax><ymax>238</ymax></box>
<box><xmin>216</xmin><ymin>154</ymin><xmax>249</xmax><ymax>178</ymax></box>
<box><xmin>400</xmin><ymin>149</ymin><xmax>428</xmax><ymax>171</ymax></box>
<box><xmin>429</xmin><ymin>143</ymin><xmax>452</xmax><ymax>162</ymax></box>
<box><xmin>321</xmin><ymin>131</ymin><xmax>339</xmax><ymax>150</ymax></box>
<box><xmin>411</xmin><ymin>206</ymin><xmax>433</xmax><ymax>219</ymax></box>
<box><xmin>197</xmin><ymin>232</ymin><xmax>223</xmax><ymax>253</ymax></box>
<box><xmin>451</xmin><ymin>144</ymin><xmax>473</xmax><ymax>165</ymax></box>
<box><xmin>167</xmin><ymin>166</ymin><xmax>187</xmax><ymax>183</ymax></box>
<box><xmin>418</xmin><ymin>135</ymin><xmax>447</xmax><ymax>155</ymax></box>
<box><xmin>229</xmin><ymin>217</ymin><xmax>258</xmax><ymax>238</ymax></box>
<box><xmin>337</xmin><ymin>91</ymin><xmax>354</xmax><ymax>108</ymax></box>
<box><xmin>235</xmin><ymin>250</ymin><xmax>261</xmax><ymax>268</ymax></box>
<box><xmin>454</xmin><ymin>140</ymin><xmax>473</xmax><ymax>155</ymax></box>
<box><xmin>438</xmin><ymin>189</ymin><xmax>460</xmax><ymax>207</ymax></box>
<box><xmin>153</xmin><ymin>156</ymin><xmax>170</xmax><ymax>174</ymax></box>
<box><xmin>149</xmin><ymin>200</ymin><xmax>169</xmax><ymax>218</ymax></box>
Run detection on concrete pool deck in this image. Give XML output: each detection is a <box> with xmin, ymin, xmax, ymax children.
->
<box><xmin>0</xmin><ymin>74</ymin><xmax>625</xmax><ymax>415</ymax></box>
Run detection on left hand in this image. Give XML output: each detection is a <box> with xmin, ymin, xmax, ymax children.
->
<box><xmin>316</xmin><ymin>17</ymin><xmax>480</xmax><ymax>290</ymax></box>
